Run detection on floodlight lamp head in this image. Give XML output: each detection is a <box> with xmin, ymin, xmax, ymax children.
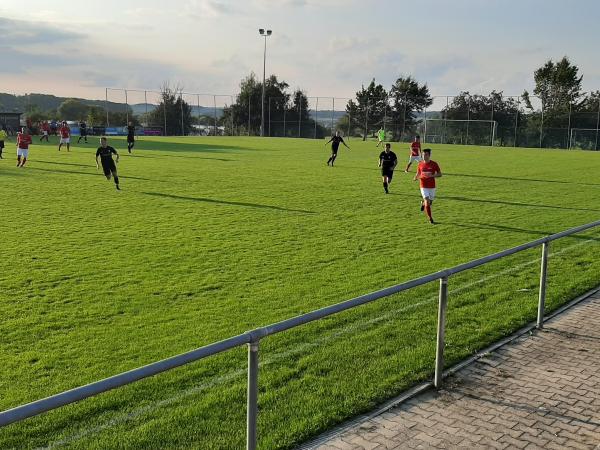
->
<box><xmin>259</xmin><ymin>28</ymin><xmax>265</xmax><ymax>35</ymax></box>
<box><xmin>267</xmin><ymin>30</ymin><xmax>272</xmax><ymax>35</ymax></box>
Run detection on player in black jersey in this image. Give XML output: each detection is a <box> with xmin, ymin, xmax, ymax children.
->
<box><xmin>96</xmin><ymin>137</ymin><xmax>120</xmax><ymax>190</ymax></box>
<box><xmin>126</xmin><ymin>122</ymin><xmax>135</xmax><ymax>153</ymax></box>
<box><xmin>378</xmin><ymin>143</ymin><xmax>398</xmax><ymax>194</ymax></box>
<box><xmin>77</xmin><ymin>120</ymin><xmax>88</xmax><ymax>144</ymax></box>
<box><xmin>325</xmin><ymin>131</ymin><xmax>350</xmax><ymax>166</ymax></box>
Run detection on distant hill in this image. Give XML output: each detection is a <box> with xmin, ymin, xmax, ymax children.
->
<box><xmin>0</xmin><ymin>93</ymin><xmax>127</xmax><ymax>113</ymax></box>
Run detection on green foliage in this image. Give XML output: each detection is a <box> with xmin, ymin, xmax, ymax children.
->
<box><xmin>346</xmin><ymin>79</ymin><xmax>388</xmax><ymax>140</ymax></box>
<box><xmin>389</xmin><ymin>76</ymin><xmax>433</xmax><ymax>139</ymax></box>
<box><xmin>146</xmin><ymin>84</ymin><xmax>193</xmax><ymax>135</ymax></box>
<box><xmin>1</xmin><ymin>137</ymin><xmax>599</xmax><ymax>449</ymax></box>
<box><xmin>533</xmin><ymin>56</ymin><xmax>584</xmax><ymax>115</ymax></box>
<box><xmin>57</xmin><ymin>99</ymin><xmax>90</xmax><ymax>120</ymax></box>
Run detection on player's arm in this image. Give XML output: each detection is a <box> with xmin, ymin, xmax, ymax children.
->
<box><xmin>341</xmin><ymin>137</ymin><xmax>350</xmax><ymax>149</ymax></box>
<box><xmin>433</xmin><ymin>167</ymin><xmax>442</xmax><ymax>178</ymax></box>
<box><xmin>413</xmin><ymin>166</ymin><xmax>421</xmax><ymax>181</ymax></box>
<box><xmin>113</xmin><ymin>148</ymin><xmax>120</xmax><ymax>163</ymax></box>
<box><xmin>392</xmin><ymin>157</ymin><xmax>398</xmax><ymax>170</ymax></box>
<box><xmin>325</xmin><ymin>137</ymin><xmax>333</xmax><ymax>145</ymax></box>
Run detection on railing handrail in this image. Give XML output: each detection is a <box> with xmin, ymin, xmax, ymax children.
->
<box><xmin>1</xmin><ymin>219</ymin><xmax>599</xmax><ymax>440</ymax></box>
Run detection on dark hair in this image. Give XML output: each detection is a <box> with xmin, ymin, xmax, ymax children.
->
<box><xmin>423</xmin><ymin>148</ymin><xmax>432</xmax><ymax>153</ymax></box>
<box><xmin>385</xmin><ymin>143</ymin><xmax>391</xmax><ymax>148</ymax></box>
<box><xmin>415</xmin><ymin>134</ymin><xmax>420</xmax><ymax>139</ymax></box>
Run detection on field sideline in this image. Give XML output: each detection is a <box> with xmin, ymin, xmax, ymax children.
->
<box><xmin>1</xmin><ymin>136</ymin><xmax>599</xmax><ymax>449</ymax></box>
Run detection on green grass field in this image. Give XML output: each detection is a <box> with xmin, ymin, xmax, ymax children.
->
<box><xmin>1</xmin><ymin>135</ymin><xmax>599</xmax><ymax>449</ymax></box>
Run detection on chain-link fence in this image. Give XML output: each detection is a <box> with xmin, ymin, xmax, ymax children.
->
<box><xmin>103</xmin><ymin>88</ymin><xmax>600</xmax><ymax>150</ymax></box>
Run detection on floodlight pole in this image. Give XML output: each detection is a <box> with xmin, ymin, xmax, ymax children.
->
<box><xmin>259</xmin><ymin>29</ymin><xmax>272</xmax><ymax>137</ymax></box>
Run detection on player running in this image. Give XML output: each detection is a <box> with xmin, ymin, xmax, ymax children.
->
<box><xmin>58</xmin><ymin>121</ymin><xmax>71</xmax><ymax>151</ymax></box>
<box><xmin>77</xmin><ymin>119</ymin><xmax>88</xmax><ymax>144</ymax></box>
<box><xmin>96</xmin><ymin>137</ymin><xmax>121</xmax><ymax>190</ymax></box>
<box><xmin>16</xmin><ymin>127</ymin><xmax>32</xmax><ymax>167</ymax></box>
<box><xmin>376</xmin><ymin>127</ymin><xmax>386</xmax><ymax>147</ymax></box>
<box><xmin>126</xmin><ymin>122</ymin><xmax>135</xmax><ymax>153</ymax></box>
<box><xmin>325</xmin><ymin>131</ymin><xmax>350</xmax><ymax>166</ymax></box>
<box><xmin>404</xmin><ymin>134</ymin><xmax>422</xmax><ymax>172</ymax></box>
<box><xmin>0</xmin><ymin>126</ymin><xmax>8</xmax><ymax>159</ymax></box>
<box><xmin>414</xmin><ymin>148</ymin><xmax>442</xmax><ymax>224</ymax></box>
<box><xmin>39</xmin><ymin>121</ymin><xmax>50</xmax><ymax>142</ymax></box>
<box><xmin>378</xmin><ymin>143</ymin><xmax>397</xmax><ymax>194</ymax></box>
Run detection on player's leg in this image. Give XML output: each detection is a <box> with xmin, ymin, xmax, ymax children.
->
<box><xmin>382</xmin><ymin>175</ymin><xmax>388</xmax><ymax>193</ymax></box>
<box><xmin>330</xmin><ymin>151</ymin><xmax>338</xmax><ymax>166</ymax></box>
<box><xmin>405</xmin><ymin>156</ymin><xmax>413</xmax><ymax>172</ymax></box>
<box><xmin>111</xmin><ymin>165</ymin><xmax>120</xmax><ymax>190</ymax></box>
<box><xmin>66</xmin><ymin>141</ymin><xmax>70</xmax><ymax>152</ymax></box>
<box><xmin>16</xmin><ymin>149</ymin><xmax>21</xmax><ymax>167</ymax></box>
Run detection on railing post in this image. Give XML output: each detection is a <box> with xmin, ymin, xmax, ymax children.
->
<box><xmin>247</xmin><ymin>341</ymin><xmax>260</xmax><ymax>450</ymax></box>
<box><xmin>537</xmin><ymin>242</ymin><xmax>549</xmax><ymax>329</ymax></box>
<box><xmin>434</xmin><ymin>276</ymin><xmax>449</xmax><ymax>388</ymax></box>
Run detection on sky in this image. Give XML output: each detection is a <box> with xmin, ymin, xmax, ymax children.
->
<box><xmin>1</xmin><ymin>0</ymin><xmax>600</xmax><ymax>104</ymax></box>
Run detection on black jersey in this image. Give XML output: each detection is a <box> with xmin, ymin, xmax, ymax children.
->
<box><xmin>379</xmin><ymin>150</ymin><xmax>397</xmax><ymax>169</ymax></box>
<box><xmin>127</xmin><ymin>125</ymin><xmax>135</xmax><ymax>137</ymax></box>
<box><xmin>96</xmin><ymin>145</ymin><xmax>118</xmax><ymax>163</ymax></box>
<box><xmin>330</xmin><ymin>135</ymin><xmax>345</xmax><ymax>150</ymax></box>
<box><xmin>79</xmin><ymin>121</ymin><xmax>87</xmax><ymax>130</ymax></box>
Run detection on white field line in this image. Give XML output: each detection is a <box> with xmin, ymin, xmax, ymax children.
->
<box><xmin>40</xmin><ymin>236</ymin><xmax>598</xmax><ymax>449</ymax></box>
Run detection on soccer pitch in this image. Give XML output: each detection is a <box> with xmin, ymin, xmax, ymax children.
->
<box><xmin>1</xmin><ymin>136</ymin><xmax>599</xmax><ymax>449</ymax></box>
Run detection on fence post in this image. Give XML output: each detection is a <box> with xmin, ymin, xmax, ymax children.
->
<box><xmin>213</xmin><ymin>95</ymin><xmax>218</xmax><ymax>136</ymax></box>
<box><xmin>537</xmin><ymin>242</ymin><xmax>549</xmax><ymax>329</ymax></box>
<box><xmin>298</xmin><ymin>97</ymin><xmax>302</xmax><ymax>138</ymax></box>
<box><xmin>434</xmin><ymin>276</ymin><xmax>449</xmax><ymax>388</ymax></box>
<box><xmin>514</xmin><ymin>97</ymin><xmax>519</xmax><ymax>147</ymax></box>
<box><xmin>283</xmin><ymin>103</ymin><xmax>286</xmax><ymax>137</ymax></box>
<box><xmin>247</xmin><ymin>341</ymin><xmax>260</xmax><ymax>450</ymax></box>
<box><xmin>105</xmin><ymin>88</ymin><xmax>109</xmax><ymax>128</ymax></box>
<box><xmin>248</xmin><ymin>98</ymin><xmax>251</xmax><ymax>136</ymax></box>
<box><xmin>144</xmin><ymin>91</ymin><xmax>148</xmax><ymax>132</ymax></box>
<box><xmin>466</xmin><ymin>96</ymin><xmax>471</xmax><ymax>145</ymax></box>
<box><xmin>364</xmin><ymin>101</ymin><xmax>369</xmax><ymax>141</ymax></box>
<box><xmin>595</xmin><ymin>98</ymin><xmax>600</xmax><ymax>151</ymax></box>
<box><xmin>125</xmin><ymin>89</ymin><xmax>129</xmax><ymax>128</ymax></box>
<box><xmin>567</xmin><ymin>102</ymin><xmax>572</xmax><ymax>149</ymax></box>
<box><xmin>314</xmin><ymin>97</ymin><xmax>318</xmax><ymax>139</ymax></box>
<box><xmin>331</xmin><ymin>97</ymin><xmax>335</xmax><ymax>134</ymax></box>
<box><xmin>197</xmin><ymin>95</ymin><xmax>201</xmax><ymax>135</ymax></box>
<box><xmin>490</xmin><ymin>95</ymin><xmax>495</xmax><ymax>147</ymax></box>
<box><xmin>163</xmin><ymin>97</ymin><xmax>167</xmax><ymax>136</ymax></box>
<box><xmin>540</xmin><ymin>99</ymin><xmax>544</xmax><ymax>148</ymax></box>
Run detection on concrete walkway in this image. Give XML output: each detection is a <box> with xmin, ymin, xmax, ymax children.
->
<box><xmin>309</xmin><ymin>290</ymin><xmax>600</xmax><ymax>450</ymax></box>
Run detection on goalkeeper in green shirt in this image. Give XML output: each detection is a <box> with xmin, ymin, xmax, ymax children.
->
<box><xmin>376</xmin><ymin>127</ymin><xmax>386</xmax><ymax>147</ymax></box>
<box><xmin>0</xmin><ymin>126</ymin><xmax>8</xmax><ymax>159</ymax></box>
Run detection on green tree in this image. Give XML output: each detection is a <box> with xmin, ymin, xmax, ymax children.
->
<box><xmin>87</xmin><ymin>106</ymin><xmax>105</xmax><ymax>127</ymax></box>
<box><xmin>147</xmin><ymin>84</ymin><xmax>193</xmax><ymax>136</ymax></box>
<box><xmin>57</xmin><ymin>99</ymin><xmax>89</xmax><ymax>120</ymax></box>
<box><xmin>345</xmin><ymin>79</ymin><xmax>388</xmax><ymax>140</ymax></box>
<box><xmin>389</xmin><ymin>76</ymin><xmax>432</xmax><ymax>141</ymax></box>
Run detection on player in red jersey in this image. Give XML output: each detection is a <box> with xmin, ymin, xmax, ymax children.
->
<box><xmin>404</xmin><ymin>134</ymin><xmax>422</xmax><ymax>172</ymax></box>
<box><xmin>40</xmin><ymin>121</ymin><xmax>50</xmax><ymax>142</ymax></box>
<box><xmin>413</xmin><ymin>148</ymin><xmax>442</xmax><ymax>224</ymax></box>
<box><xmin>16</xmin><ymin>127</ymin><xmax>33</xmax><ymax>167</ymax></box>
<box><xmin>58</xmin><ymin>121</ymin><xmax>71</xmax><ymax>151</ymax></box>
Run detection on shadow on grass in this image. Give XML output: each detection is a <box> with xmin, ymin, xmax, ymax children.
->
<box><xmin>130</xmin><ymin>153</ymin><xmax>235</xmax><ymax>162</ymax></box>
<box><xmin>142</xmin><ymin>191</ymin><xmax>316</xmax><ymax>214</ymax></box>
<box><xmin>388</xmin><ymin>191</ymin><xmax>599</xmax><ymax>213</ymax></box>
<box><xmin>36</xmin><ymin>160</ymin><xmax>94</xmax><ymax>169</ymax></box>
<box><xmin>443</xmin><ymin>221</ymin><xmax>600</xmax><ymax>242</ymax></box>
<box><xmin>447</xmin><ymin>172</ymin><xmax>600</xmax><ymax>187</ymax></box>
<box><xmin>107</xmin><ymin>139</ymin><xmax>253</xmax><ymax>154</ymax></box>
<box><xmin>440</xmin><ymin>195</ymin><xmax>600</xmax><ymax>213</ymax></box>
<box><xmin>28</xmin><ymin>167</ymin><xmax>153</xmax><ymax>182</ymax></box>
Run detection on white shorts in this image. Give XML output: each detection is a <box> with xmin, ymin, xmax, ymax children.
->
<box><xmin>42</xmin><ymin>130</ymin><xmax>48</xmax><ymax>136</ymax></box>
<box><xmin>17</xmin><ymin>148</ymin><xmax>29</xmax><ymax>158</ymax></box>
<box><xmin>420</xmin><ymin>187</ymin><xmax>436</xmax><ymax>200</ymax></box>
<box><xmin>409</xmin><ymin>155</ymin><xmax>422</xmax><ymax>163</ymax></box>
<box><xmin>60</xmin><ymin>137</ymin><xmax>70</xmax><ymax>144</ymax></box>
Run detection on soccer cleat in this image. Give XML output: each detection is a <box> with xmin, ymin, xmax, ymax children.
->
<box><xmin>429</xmin><ymin>218</ymin><xmax>435</xmax><ymax>224</ymax></box>
<box><xmin>116</xmin><ymin>185</ymin><xmax>121</xmax><ymax>190</ymax></box>
<box><xmin>420</xmin><ymin>201</ymin><xmax>425</xmax><ymax>212</ymax></box>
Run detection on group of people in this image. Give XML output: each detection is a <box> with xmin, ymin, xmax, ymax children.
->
<box><xmin>2</xmin><ymin>124</ymin><xmax>124</xmax><ymax>190</ymax></box>
<box><xmin>326</xmin><ymin>132</ymin><xmax>442</xmax><ymax>224</ymax></box>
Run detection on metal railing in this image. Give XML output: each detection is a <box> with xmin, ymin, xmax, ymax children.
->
<box><xmin>1</xmin><ymin>220</ymin><xmax>599</xmax><ymax>449</ymax></box>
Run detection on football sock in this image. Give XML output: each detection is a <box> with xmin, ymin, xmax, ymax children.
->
<box><xmin>21</xmin><ymin>158</ymin><xmax>26</xmax><ymax>167</ymax></box>
<box><xmin>383</xmin><ymin>181</ymin><xmax>388</xmax><ymax>193</ymax></box>
<box><xmin>425</xmin><ymin>204</ymin><xmax>432</xmax><ymax>220</ymax></box>
<box><xmin>114</xmin><ymin>176</ymin><xmax>119</xmax><ymax>186</ymax></box>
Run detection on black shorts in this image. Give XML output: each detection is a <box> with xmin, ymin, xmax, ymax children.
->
<box><xmin>331</xmin><ymin>147</ymin><xmax>339</xmax><ymax>154</ymax></box>
<box><xmin>381</xmin><ymin>167</ymin><xmax>394</xmax><ymax>180</ymax></box>
<box><xmin>0</xmin><ymin>141</ymin><xmax>4</xmax><ymax>149</ymax></box>
<box><xmin>101</xmin><ymin>159</ymin><xmax>117</xmax><ymax>176</ymax></box>
<box><xmin>80</xmin><ymin>130</ymin><xmax>87</xmax><ymax>137</ymax></box>
<box><xmin>127</xmin><ymin>135</ymin><xmax>135</xmax><ymax>143</ymax></box>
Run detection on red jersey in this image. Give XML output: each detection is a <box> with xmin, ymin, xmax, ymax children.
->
<box><xmin>59</xmin><ymin>126</ymin><xmax>70</xmax><ymax>138</ymax></box>
<box><xmin>42</xmin><ymin>122</ymin><xmax>50</xmax><ymax>131</ymax></box>
<box><xmin>417</xmin><ymin>160</ymin><xmax>441</xmax><ymax>189</ymax></box>
<box><xmin>410</xmin><ymin>140</ymin><xmax>421</xmax><ymax>156</ymax></box>
<box><xmin>17</xmin><ymin>133</ymin><xmax>32</xmax><ymax>149</ymax></box>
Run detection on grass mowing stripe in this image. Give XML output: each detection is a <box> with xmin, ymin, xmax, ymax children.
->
<box><xmin>41</xmin><ymin>234</ymin><xmax>598</xmax><ymax>448</ymax></box>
